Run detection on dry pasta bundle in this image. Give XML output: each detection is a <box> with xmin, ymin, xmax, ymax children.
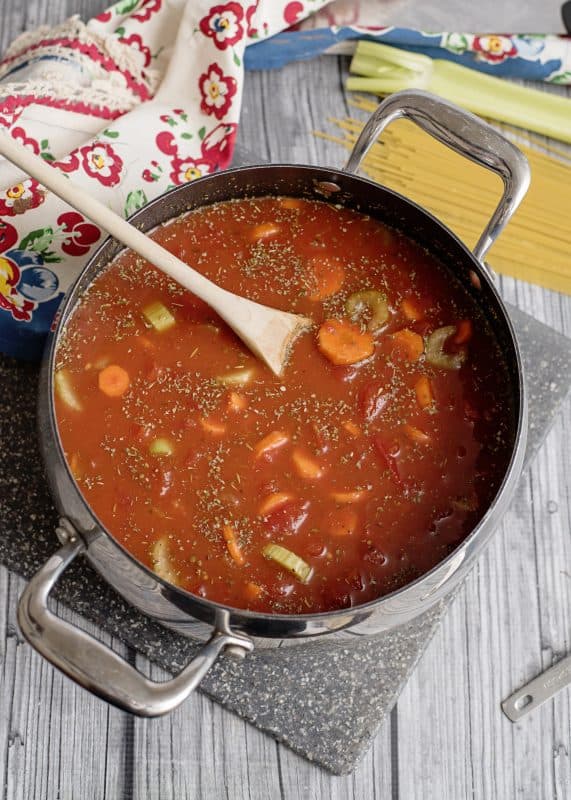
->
<box><xmin>315</xmin><ymin>97</ymin><xmax>571</xmax><ymax>295</ymax></box>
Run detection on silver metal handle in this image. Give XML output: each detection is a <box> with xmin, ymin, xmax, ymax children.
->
<box><xmin>17</xmin><ymin>524</ymin><xmax>253</xmax><ymax>717</ymax></box>
<box><xmin>502</xmin><ymin>653</ymin><xmax>571</xmax><ymax>722</ymax></box>
<box><xmin>344</xmin><ymin>89</ymin><xmax>530</xmax><ymax>263</ymax></box>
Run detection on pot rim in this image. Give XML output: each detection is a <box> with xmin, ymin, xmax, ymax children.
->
<box><xmin>43</xmin><ymin>162</ymin><xmax>527</xmax><ymax>626</ymax></box>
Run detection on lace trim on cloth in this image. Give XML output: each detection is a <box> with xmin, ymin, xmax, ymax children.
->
<box><xmin>0</xmin><ymin>81</ymin><xmax>141</xmax><ymax>121</ymax></box>
<box><xmin>0</xmin><ymin>16</ymin><xmax>160</xmax><ymax>99</ymax></box>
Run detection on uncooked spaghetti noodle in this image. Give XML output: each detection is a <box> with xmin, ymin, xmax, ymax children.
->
<box><xmin>314</xmin><ymin>97</ymin><xmax>571</xmax><ymax>295</ymax></box>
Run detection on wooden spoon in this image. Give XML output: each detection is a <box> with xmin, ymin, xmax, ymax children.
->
<box><xmin>0</xmin><ymin>133</ymin><xmax>311</xmax><ymax>376</ymax></box>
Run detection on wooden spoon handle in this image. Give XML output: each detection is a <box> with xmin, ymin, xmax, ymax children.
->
<box><xmin>0</xmin><ymin>131</ymin><xmax>311</xmax><ymax>376</ymax></box>
<box><xmin>0</xmin><ymin>131</ymin><xmax>226</xmax><ymax>308</ymax></box>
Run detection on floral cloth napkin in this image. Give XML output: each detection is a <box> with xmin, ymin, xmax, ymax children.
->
<box><xmin>0</xmin><ymin>0</ymin><xmax>569</xmax><ymax>360</ymax></box>
<box><xmin>0</xmin><ymin>0</ymin><xmax>330</xmax><ymax>360</ymax></box>
<box><xmin>245</xmin><ymin>27</ymin><xmax>571</xmax><ymax>83</ymax></box>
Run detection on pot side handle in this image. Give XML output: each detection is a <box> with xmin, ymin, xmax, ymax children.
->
<box><xmin>17</xmin><ymin>528</ymin><xmax>253</xmax><ymax>717</ymax></box>
<box><xmin>344</xmin><ymin>89</ymin><xmax>530</xmax><ymax>264</ymax></box>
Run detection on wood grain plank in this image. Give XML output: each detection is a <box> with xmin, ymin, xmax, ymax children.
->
<box><xmin>271</xmin><ymin>720</ymin><xmax>392</xmax><ymax>800</ymax></box>
<box><xmin>130</xmin><ymin>656</ymin><xmax>283</xmax><ymax>800</ymax></box>
<box><xmin>0</xmin><ymin>1</ymin><xmax>570</xmax><ymax>797</ymax></box>
<box><xmin>0</xmin><ymin>566</ymin><xmax>129</xmax><ymax>800</ymax></box>
<box><xmin>395</xmin><ymin>583</ymin><xmax>474</xmax><ymax>798</ymax></box>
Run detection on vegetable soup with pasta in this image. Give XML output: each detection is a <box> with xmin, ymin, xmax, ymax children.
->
<box><xmin>54</xmin><ymin>196</ymin><xmax>514</xmax><ymax>614</ymax></box>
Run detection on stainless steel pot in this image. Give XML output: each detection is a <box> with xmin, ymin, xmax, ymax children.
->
<box><xmin>18</xmin><ymin>90</ymin><xmax>531</xmax><ymax>717</ymax></box>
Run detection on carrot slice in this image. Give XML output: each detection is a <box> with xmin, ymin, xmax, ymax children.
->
<box><xmin>245</xmin><ymin>581</ymin><xmax>262</xmax><ymax>600</ymax></box>
<box><xmin>258</xmin><ymin>491</ymin><xmax>295</xmax><ymax>517</ymax></box>
<box><xmin>250</xmin><ymin>222</ymin><xmax>280</xmax><ymax>241</ymax></box>
<box><xmin>280</xmin><ymin>197</ymin><xmax>302</xmax><ymax>210</ymax></box>
<box><xmin>404</xmin><ymin>423</ymin><xmax>431</xmax><ymax>445</ymax></box>
<box><xmin>200</xmin><ymin>417</ymin><xmax>227</xmax><ymax>435</ymax></box>
<box><xmin>330</xmin><ymin>489</ymin><xmax>370</xmax><ymax>504</ymax></box>
<box><xmin>291</xmin><ymin>448</ymin><xmax>324</xmax><ymax>480</ymax></box>
<box><xmin>317</xmin><ymin>319</ymin><xmax>374</xmax><ymax>366</ymax></box>
<box><xmin>227</xmin><ymin>391</ymin><xmax>248</xmax><ymax>413</ymax></box>
<box><xmin>69</xmin><ymin>453</ymin><xmax>82</xmax><ymax>480</ymax></box>
<box><xmin>307</xmin><ymin>257</ymin><xmax>345</xmax><ymax>301</ymax></box>
<box><xmin>222</xmin><ymin>525</ymin><xmax>245</xmax><ymax>565</ymax></box>
<box><xmin>415</xmin><ymin>376</ymin><xmax>434</xmax><ymax>409</ymax></box>
<box><xmin>342</xmin><ymin>420</ymin><xmax>361</xmax><ymax>438</ymax></box>
<box><xmin>98</xmin><ymin>365</ymin><xmax>130</xmax><ymax>397</ymax></box>
<box><xmin>454</xmin><ymin>320</ymin><xmax>473</xmax><ymax>345</ymax></box>
<box><xmin>329</xmin><ymin>508</ymin><xmax>359</xmax><ymax>536</ymax></box>
<box><xmin>391</xmin><ymin>328</ymin><xmax>424</xmax><ymax>362</ymax></box>
<box><xmin>401</xmin><ymin>298</ymin><xmax>424</xmax><ymax>321</ymax></box>
<box><xmin>254</xmin><ymin>430</ymin><xmax>289</xmax><ymax>459</ymax></box>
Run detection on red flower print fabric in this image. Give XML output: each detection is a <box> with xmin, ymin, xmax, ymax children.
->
<box><xmin>118</xmin><ymin>33</ymin><xmax>152</xmax><ymax>67</ymax></box>
<box><xmin>199</xmin><ymin>3</ymin><xmax>245</xmax><ymax>50</ymax></box>
<box><xmin>472</xmin><ymin>35</ymin><xmax>518</xmax><ymax>63</ymax></box>
<box><xmin>79</xmin><ymin>142</ymin><xmax>124</xmax><ymax>186</ymax></box>
<box><xmin>57</xmin><ymin>212</ymin><xmax>101</xmax><ymax>257</ymax></box>
<box><xmin>170</xmin><ymin>156</ymin><xmax>213</xmax><ymax>185</ymax></box>
<box><xmin>199</xmin><ymin>63</ymin><xmax>238</xmax><ymax>119</ymax></box>
<box><xmin>132</xmin><ymin>0</ymin><xmax>163</xmax><ymax>23</ymax></box>
<box><xmin>200</xmin><ymin>123</ymin><xmax>238</xmax><ymax>170</ymax></box>
<box><xmin>11</xmin><ymin>127</ymin><xmax>40</xmax><ymax>154</ymax></box>
<box><xmin>0</xmin><ymin>179</ymin><xmax>45</xmax><ymax>217</ymax></box>
<box><xmin>0</xmin><ymin>0</ymin><xmax>332</xmax><ymax>359</ymax></box>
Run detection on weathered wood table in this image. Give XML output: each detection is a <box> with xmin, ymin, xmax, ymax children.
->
<box><xmin>1</xmin><ymin>1</ymin><xmax>570</xmax><ymax>797</ymax></box>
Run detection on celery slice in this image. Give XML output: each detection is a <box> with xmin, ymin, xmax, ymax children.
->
<box><xmin>263</xmin><ymin>543</ymin><xmax>313</xmax><ymax>583</ymax></box>
<box><xmin>149</xmin><ymin>437</ymin><xmax>174</xmax><ymax>457</ymax></box>
<box><xmin>346</xmin><ymin>290</ymin><xmax>389</xmax><ymax>331</ymax></box>
<box><xmin>150</xmin><ymin>537</ymin><xmax>179</xmax><ymax>585</ymax></box>
<box><xmin>54</xmin><ymin>369</ymin><xmax>82</xmax><ymax>411</ymax></box>
<box><xmin>142</xmin><ymin>301</ymin><xmax>175</xmax><ymax>332</ymax></box>
<box><xmin>348</xmin><ymin>41</ymin><xmax>571</xmax><ymax>145</ymax></box>
<box><xmin>425</xmin><ymin>326</ymin><xmax>466</xmax><ymax>370</ymax></box>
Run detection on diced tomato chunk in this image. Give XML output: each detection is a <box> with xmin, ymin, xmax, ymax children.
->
<box><xmin>454</xmin><ymin>320</ymin><xmax>473</xmax><ymax>345</ymax></box>
<box><xmin>401</xmin><ymin>297</ymin><xmax>424</xmax><ymax>321</ymax></box>
<box><xmin>305</xmin><ymin>540</ymin><xmax>326</xmax><ymax>558</ymax></box>
<box><xmin>373</xmin><ymin>436</ymin><xmax>404</xmax><ymax>487</ymax></box>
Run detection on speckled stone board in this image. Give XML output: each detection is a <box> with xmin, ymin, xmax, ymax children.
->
<box><xmin>1</xmin><ymin>305</ymin><xmax>569</xmax><ymax>774</ymax></box>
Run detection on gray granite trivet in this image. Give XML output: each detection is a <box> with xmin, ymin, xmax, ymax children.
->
<box><xmin>0</xmin><ymin>306</ymin><xmax>569</xmax><ymax>775</ymax></box>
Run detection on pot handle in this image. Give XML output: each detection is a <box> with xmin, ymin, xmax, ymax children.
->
<box><xmin>344</xmin><ymin>89</ymin><xmax>530</xmax><ymax>264</ymax></box>
<box><xmin>17</xmin><ymin>522</ymin><xmax>253</xmax><ymax>717</ymax></box>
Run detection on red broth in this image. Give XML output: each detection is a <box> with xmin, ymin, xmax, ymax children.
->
<box><xmin>54</xmin><ymin>196</ymin><xmax>515</xmax><ymax>614</ymax></box>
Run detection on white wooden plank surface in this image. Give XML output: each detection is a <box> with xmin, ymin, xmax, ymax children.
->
<box><xmin>1</xmin><ymin>1</ymin><xmax>570</xmax><ymax>798</ymax></box>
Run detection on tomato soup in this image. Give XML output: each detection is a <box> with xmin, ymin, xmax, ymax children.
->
<box><xmin>54</xmin><ymin>196</ymin><xmax>514</xmax><ymax>614</ymax></box>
